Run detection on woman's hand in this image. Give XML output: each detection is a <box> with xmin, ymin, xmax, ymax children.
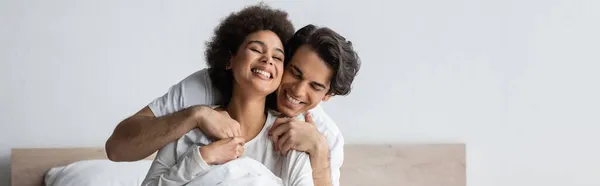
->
<box><xmin>199</xmin><ymin>137</ymin><xmax>245</xmax><ymax>165</ymax></box>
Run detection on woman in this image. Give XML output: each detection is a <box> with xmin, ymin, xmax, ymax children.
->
<box><xmin>141</xmin><ymin>4</ymin><xmax>313</xmax><ymax>186</ymax></box>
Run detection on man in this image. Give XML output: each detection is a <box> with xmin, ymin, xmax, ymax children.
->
<box><xmin>106</xmin><ymin>24</ymin><xmax>360</xmax><ymax>186</ymax></box>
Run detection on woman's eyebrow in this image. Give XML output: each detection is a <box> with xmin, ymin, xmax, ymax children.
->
<box><xmin>247</xmin><ymin>40</ymin><xmax>284</xmax><ymax>55</ymax></box>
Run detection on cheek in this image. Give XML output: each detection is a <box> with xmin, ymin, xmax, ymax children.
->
<box><xmin>307</xmin><ymin>91</ymin><xmax>326</xmax><ymax>105</ymax></box>
<box><xmin>233</xmin><ymin>51</ymin><xmax>256</xmax><ymax>67</ymax></box>
<box><xmin>275</xmin><ymin>64</ymin><xmax>284</xmax><ymax>79</ymax></box>
<box><xmin>280</xmin><ymin>74</ymin><xmax>295</xmax><ymax>84</ymax></box>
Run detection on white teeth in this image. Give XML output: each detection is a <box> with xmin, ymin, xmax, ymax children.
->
<box><xmin>252</xmin><ymin>69</ymin><xmax>271</xmax><ymax>78</ymax></box>
<box><xmin>286</xmin><ymin>93</ymin><xmax>301</xmax><ymax>104</ymax></box>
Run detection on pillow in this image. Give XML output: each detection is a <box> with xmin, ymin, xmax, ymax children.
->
<box><xmin>44</xmin><ymin>159</ymin><xmax>153</xmax><ymax>186</ymax></box>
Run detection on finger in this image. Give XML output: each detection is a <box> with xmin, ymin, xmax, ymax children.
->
<box><xmin>226</xmin><ymin>128</ymin><xmax>236</xmax><ymax>138</ymax></box>
<box><xmin>215</xmin><ymin>130</ymin><xmax>227</xmax><ymax>139</ymax></box>
<box><xmin>304</xmin><ymin>112</ymin><xmax>314</xmax><ymax>123</ymax></box>
<box><xmin>270</xmin><ymin>117</ymin><xmax>294</xmax><ymax>134</ymax></box>
<box><xmin>271</xmin><ymin>135</ymin><xmax>279</xmax><ymax>152</ymax></box>
<box><xmin>232</xmin><ymin>137</ymin><xmax>245</xmax><ymax>145</ymax></box>
<box><xmin>236</xmin><ymin>145</ymin><xmax>244</xmax><ymax>158</ymax></box>
<box><xmin>233</xmin><ymin>124</ymin><xmax>242</xmax><ymax>137</ymax></box>
<box><xmin>269</xmin><ymin>123</ymin><xmax>292</xmax><ymax>138</ymax></box>
<box><xmin>229</xmin><ymin>125</ymin><xmax>238</xmax><ymax>137</ymax></box>
<box><xmin>277</xmin><ymin>133</ymin><xmax>291</xmax><ymax>155</ymax></box>
<box><xmin>270</xmin><ymin>125</ymin><xmax>291</xmax><ymax>151</ymax></box>
<box><xmin>281</xmin><ymin>141</ymin><xmax>295</xmax><ymax>156</ymax></box>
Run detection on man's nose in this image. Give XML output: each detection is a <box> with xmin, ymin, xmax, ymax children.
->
<box><xmin>291</xmin><ymin>82</ymin><xmax>309</xmax><ymax>96</ymax></box>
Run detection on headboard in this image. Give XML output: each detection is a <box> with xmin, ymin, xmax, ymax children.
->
<box><xmin>11</xmin><ymin>144</ymin><xmax>465</xmax><ymax>186</ymax></box>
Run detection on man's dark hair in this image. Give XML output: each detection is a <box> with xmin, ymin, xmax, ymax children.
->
<box><xmin>205</xmin><ymin>3</ymin><xmax>295</xmax><ymax>105</ymax></box>
<box><xmin>286</xmin><ymin>24</ymin><xmax>361</xmax><ymax>96</ymax></box>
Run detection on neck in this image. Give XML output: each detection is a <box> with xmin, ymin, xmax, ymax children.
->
<box><xmin>226</xmin><ymin>88</ymin><xmax>267</xmax><ymax>139</ymax></box>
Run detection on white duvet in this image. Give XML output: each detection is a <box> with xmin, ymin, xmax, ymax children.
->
<box><xmin>45</xmin><ymin>157</ymin><xmax>297</xmax><ymax>186</ymax></box>
<box><xmin>185</xmin><ymin>157</ymin><xmax>283</xmax><ymax>186</ymax></box>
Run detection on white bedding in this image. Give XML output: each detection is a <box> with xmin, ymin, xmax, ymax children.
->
<box><xmin>44</xmin><ymin>159</ymin><xmax>152</xmax><ymax>186</ymax></box>
<box><xmin>45</xmin><ymin>157</ymin><xmax>294</xmax><ymax>186</ymax></box>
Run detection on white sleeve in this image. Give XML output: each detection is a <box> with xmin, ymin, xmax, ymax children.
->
<box><xmin>281</xmin><ymin>150</ymin><xmax>314</xmax><ymax>186</ymax></box>
<box><xmin>141</xmin><ymin>142</ymin><xmax>212</xmax><ymax>186</ymax></box>
<box><xmin>147</xmin><ymin>80</ymin><xmax>184</xmax><ymax>117</ymax></box>
<box><xmin>148</xmin><ymin>69</ymin><xmax>217</xmax><ymax>117</ymax></box>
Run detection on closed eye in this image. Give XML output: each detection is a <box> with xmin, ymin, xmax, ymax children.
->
<box><xmin>290</xmin><ymin>65</ymin><xmax>303</xmax><ymax>79</ymax></box>
<box><xmin>311</xmin><ymin>84</ymin><xmax>324</xmax><ymax>91</ymax></box>
<box><xmin>291</xmin><ymin>70</ymin><xmax>302</xmax><ymax>79</ymax></box>
<box><xmin>250</xmin><ymin>48</ymin><xmax>262</xmax><ymax>53</ymax></box>
<box><xmin>273</xmin><ymin>56</ymin><xmax>283</xmax><ymax>62</ymax></box>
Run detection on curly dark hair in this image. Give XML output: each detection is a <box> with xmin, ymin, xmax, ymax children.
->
<box><xmin>205</xmin><ymin>3</ymin><xmax>295</xmax><ymax>105</ymax></box>
<box><xmin>286</xmin><ymin>24</ymin><xmax>361</xmax><ymax>96</ymax></box>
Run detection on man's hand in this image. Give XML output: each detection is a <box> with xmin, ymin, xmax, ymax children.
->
<box><xmin>199</xmin><ymin>137</ymin><xmax>245</xmax><ymax>165</ymax></box>
<box><xmin>268</xmin><ymin>113</ymin><xmax>327</xmax><ymax>156</ymax></box>
<box><xmin>191</xmin><ymin>106</ymin><xmax>242</xmax><ymax>139</ymax></box>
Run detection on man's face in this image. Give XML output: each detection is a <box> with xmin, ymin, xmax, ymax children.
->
<box><xmin>276</xmin><ymin>45</ymin><xmax>334</xmax><ymax>117</ymax></box>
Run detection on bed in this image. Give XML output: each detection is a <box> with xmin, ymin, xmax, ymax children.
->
<box><xmin>11</xmin><ymin>144</ymin><xmax>465</xmax><ymax>186</ymax></box>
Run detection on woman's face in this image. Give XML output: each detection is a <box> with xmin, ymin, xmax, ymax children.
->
<box><xmin>229</xmin><ymin>30</ymin><xmax>285</xmax><ymax>96</ymax></box>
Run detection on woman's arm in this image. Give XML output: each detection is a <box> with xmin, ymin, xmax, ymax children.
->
<box><xmin>141</xmin><ymin>143</ymin><xmax>212</xmax><ymax>186</ymax></box>
<box><xmin>141</xmin><ymin>137</ymin><xmax>245</xmax><ymax>186</ymax></box>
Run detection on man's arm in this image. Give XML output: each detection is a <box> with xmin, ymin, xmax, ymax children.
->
<box><xmin>309</xmin><ymin>140</ymin><xmax>333</xmax><ymax>186</ymax></box>
<box><xmin>105</xmin><ymin>106</ymin><xmax>201</xmax><ymax>162</ymax></box>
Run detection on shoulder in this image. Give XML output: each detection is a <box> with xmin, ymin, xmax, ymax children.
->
<box><xmin>178</xmin><ymin>68</ymin><xmax>211</xmax><ymax>91</ymax></box>
<box><xmin>308</xmin><ymin>105</ymin><xmax>343</xmax><ymax>141</ymax></box>
<box><xmin>179</xmin><ymin>68</ymin><xmax>221</xmax><ymax>107</ymax></box>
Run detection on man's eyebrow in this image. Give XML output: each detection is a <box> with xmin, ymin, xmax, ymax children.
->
<box><xmin>311</xmin><ymin>81</ymin><xmax>327</xmax><ymax>89</ymax></box>
<box><xmin>292</xmin><ymin>65</ymin><xmax>303</xmax><ymax>76</ymax></box>
<box><xmin>292</xmin><ymin>65</ymin><xmax>326</xmax><ymax>89</ymax></box>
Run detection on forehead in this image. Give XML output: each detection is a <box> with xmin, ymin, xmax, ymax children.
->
<box><xmin>288</xmin><ymin>45</ymin><xmax>334</xmax><ymax>84</ymax></box>
<box><xmin>243</xmin><ymin>30</ymin><xmax>283</xmax><ymax>48</ymax></box>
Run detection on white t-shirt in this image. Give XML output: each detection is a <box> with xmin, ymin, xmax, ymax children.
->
<box><xmin>141</xmin><ymin>110</ymin><xmax>313</xmax><ymax>186</ymax></box>
<box><xmin>146</xmin><ymin>69</ymin><xmax>344</xmax><ymax>186</ymax></box>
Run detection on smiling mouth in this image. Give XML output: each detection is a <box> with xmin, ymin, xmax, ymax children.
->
<box><xmin>285</xmin><ymin>91</ymin><xmax>304</xmax><ymax>105</ymax></box>
<box><xmin>251</xmin><ymin>68</ymin><xmax>272</xmax><ymax>79</ymax></box>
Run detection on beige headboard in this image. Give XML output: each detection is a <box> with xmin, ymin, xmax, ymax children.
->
<box><xmin>11</xmin><ymin>144</ymin><xmax>465</xmax><ymax>186</ymax></box>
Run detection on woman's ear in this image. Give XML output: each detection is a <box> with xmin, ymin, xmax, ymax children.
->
<box><xmin>226</xmin><ymin>51</ymin><xmax>234</xmax><ymax>70</ymax></box>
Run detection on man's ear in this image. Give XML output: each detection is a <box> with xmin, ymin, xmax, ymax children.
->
<box><xmin>322</xmin><ymin>93</ymin><xmax>334</xmax><ymax>102</ymax></box>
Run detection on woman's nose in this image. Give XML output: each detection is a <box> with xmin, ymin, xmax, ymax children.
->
<box><xmin>261</xmin><ymin>55</ymin><xmax>273</xmax><ymax>65</ymax></box>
